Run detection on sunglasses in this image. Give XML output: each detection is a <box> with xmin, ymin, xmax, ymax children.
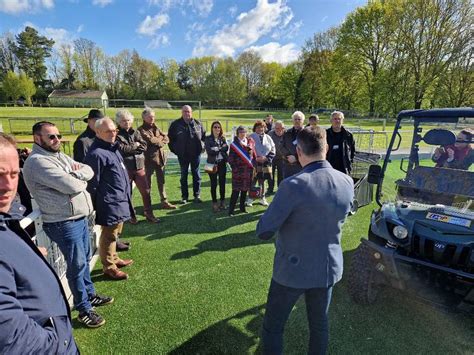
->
<box><xmin>45</xmin><ymin>134</ymin><xmax>62</xmax><ymax>140</ymax></box>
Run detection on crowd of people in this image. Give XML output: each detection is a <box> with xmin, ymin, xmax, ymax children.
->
<box><xmin>7</xmin><ymin>106</ymin><xmax>471</xmax><ymax>353</ymax></box>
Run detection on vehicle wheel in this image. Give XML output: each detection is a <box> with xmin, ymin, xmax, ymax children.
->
<box><xmin>348</xmin><ymin>243</ymin><xmax>380</xmax><ymax>304</ymax></box>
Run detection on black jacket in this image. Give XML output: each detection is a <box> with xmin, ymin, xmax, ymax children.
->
<box><xmin>116</xmin><ymin>128</ymin><xmax>147</xmax><ymax>171</ymax></box>
<box><xmin>205</xmin><ymin>135</ymin><xmax>228</xmax><ymax>164</ymax></box>
<box><xmin>168</xmin><ymin>118</ymin><xmax>205</xmax><ymax>159</ymax></box>
<box><xmin>73</xmin><ymin>126</ymin><xmax>96</xmax><ymax>163</ymax></box>
<box><xmin>326</xmin><ymin>126</ymin><xmax>355</xmax><ymax>175</ymax></box>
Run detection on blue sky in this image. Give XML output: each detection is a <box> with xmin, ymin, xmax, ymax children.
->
<box><xmin>0</xmin><ymin>0</ymin><xmax>366</xmax><ymax>64</ymax></box>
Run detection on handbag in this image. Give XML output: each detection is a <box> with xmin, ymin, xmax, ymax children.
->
<box><xmin>249</xmin><ymin>185</ymin><xmax>262</xmax><ymax>199</ymax></box>
<box><xmin>204</xmin><ymin>163</ymin><xmax>217</xmax><ymax>174</ymax></box>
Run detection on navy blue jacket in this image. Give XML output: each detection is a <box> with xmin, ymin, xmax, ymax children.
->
<box><xmin>0</xmin><ymin>204</ymin><xmax>78</xmax><ymax>354</ymax></box>
<box><xmin>256</xmin><ymin>160</ymin><xmax>354</xmax><ymax>289</ymax></box>
<box><xmin>85</xmin><ymin>138</ymin><xmax>132</xmax><ymax>226</ymax></box>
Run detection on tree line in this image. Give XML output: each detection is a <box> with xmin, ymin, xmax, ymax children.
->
<box><xmin>0</xmin><ymin>0</ymin><xmax>472</xmax><ymax>116</ymax></box>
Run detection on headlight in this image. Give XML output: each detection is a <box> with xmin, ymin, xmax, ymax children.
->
<box><xmin>392</xmin><ymin>225</ymin><xmax>408</xmax><ymax>239</ymax></box>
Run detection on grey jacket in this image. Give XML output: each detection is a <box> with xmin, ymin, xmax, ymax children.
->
<box><xmin>256</xmin><ymin>160</ymin><xmax>354</xmax><ymax>289</ymax></box>
<box><xmin>23</xmin><ymin>144</ymin><xmax>94</xmax><ymax>223</ymax></box>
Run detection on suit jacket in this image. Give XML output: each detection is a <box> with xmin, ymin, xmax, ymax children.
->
<box><xmin>0</xmin><ymin>204</ymin><xmax>78</xmax><ymax>354</ymax></box>
<box><xmin>85</xmin><ymin>138</ymin><xmax>132</xmax><ymax>226</ymax></box>
<box><xmin>256</xmin><ymin>160</ymin><xmax>354</xmax><ymax>288</ymax></box>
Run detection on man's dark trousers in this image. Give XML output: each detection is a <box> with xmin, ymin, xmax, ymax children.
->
<box><xmin>178</xmin><ymin>155</ymin><xmax>201</xmax><ymax>200</ymax></box>
<box><xmin>262</xmin><ymin>279</ymin><xmax>333</xmax><ymax>355</ymax></box>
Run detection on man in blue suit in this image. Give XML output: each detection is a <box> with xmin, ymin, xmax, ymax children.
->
<box><xmin>0</xmin><ymin>133</ymin><xmax>78</xmax><ymax>353</ymax></box>
<box><xmin>257</xmin><ymin>126</ymin><xmax>354</xmax><ymax>355</ymax></box>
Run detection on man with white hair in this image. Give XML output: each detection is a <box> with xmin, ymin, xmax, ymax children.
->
<box><xmin>280</xmin><ymin>111</ymin><xmax>305</xmax><ymax>178</ymax></box>
<box><xmin>326</xmin><ymin>111</ymin><xmax>355</xmax><ymax>175</ymax></box>
<box><xmin>138</xmin><ymin>107</ymin><xmax>176</xmax><ymax>210</ymax></box>
<box><xmin>85</xmin><ymin>117</ymin><xmax>134</xmax><ymax>280</ymax></box>
<box><xmin>267</xmin><ymin>120</ymin><xmax>286</xmax><ymax>194</ymax></box>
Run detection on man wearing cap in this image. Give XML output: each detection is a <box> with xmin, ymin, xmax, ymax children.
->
<box><xmin>73</xmin><ymin>109</ymin><xmax>104</xmax><ymax>164</ymax></box>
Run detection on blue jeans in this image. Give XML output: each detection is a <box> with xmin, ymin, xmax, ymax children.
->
<box><xmin>43</xmin><ymin>217</ymin><xmax>95</xmax><ymax>314</ymax></box>
<box><xmin>262</xmin><ymin>279</ymin><xmax>333</xmax><ymax>355</ymax></box>
<box><xmin>178</xmin><ymin>155</ymin><xmax>201</xmax><ymax>200</ymax></box>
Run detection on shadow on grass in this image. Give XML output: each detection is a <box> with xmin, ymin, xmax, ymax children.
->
<box><xmin>123</xmin><ymin>200</ymin><xmax>264</xmax><ymax>241</ymax></box>
<box><xmin>170</xmin><ymin>304</ymin><xmax>266</xmax><ymax>354</ymax></box>
<box><xmin>169</xmin><ymin>249</ymin><xmax>473</xmax><ymax>354</ymax></box>
<box><xmin>170</xmin><ymin>229</ymin><xmax>273</xmax><ymax>260</ymax></box>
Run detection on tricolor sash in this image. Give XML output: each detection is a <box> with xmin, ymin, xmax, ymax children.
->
<box><xmin>230</xmin><ymin>141</ymin><xmax>254</xmax><ymax>169</ymax></box>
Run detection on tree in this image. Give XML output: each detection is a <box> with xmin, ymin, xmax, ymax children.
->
<box><xmin>395</xmin><ymin>0</ymin><xmax>472</xmax><ymax>108</ymax></box>
<box><xmin>73</xmin><ymin>38</ymin><xmax>104</xmax><ymax>89</ymax></box>
<box><xmin>2</xmin><ymin>71</ymin><xmax>36</xmax><ymax>104</ymax></box>
<box><xmin>14</xmin><ymin>26</ymin><xmax>54</xmax><ymax>86</ymax></box>
<box><xmin>258</xmin><ymin>62</ymin><xmax>284</xmax><ymax>107</ymax></box>
<box><xmin>274</xmin><ymin>63</ymin><xmax>301</xmax><ymax>108</ymax></box>
<box><xmin>0</xmin><ymin>32</ymin><xmax>18</xmax><ymax>80</ymax></box>
<box><xmin>158</xmin><ymin>58</ymin><xmax>185</xmax><ymax>100</ymax></box>
<box><xmin>236</xmin><ymin>50</ymin><xmax>263</xmax><ymax>103</ymax></box>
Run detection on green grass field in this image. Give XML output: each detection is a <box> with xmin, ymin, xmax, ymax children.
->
<box><xmin>69</xmin><ymin>171</ymin><xmax>473</xmax><ymax>354</ymax></box>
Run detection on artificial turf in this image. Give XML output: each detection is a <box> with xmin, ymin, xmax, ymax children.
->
<box><xmin>72</xmin><ymin>173</ymin><xmax>473</xmax><ymax>354</ymax></box>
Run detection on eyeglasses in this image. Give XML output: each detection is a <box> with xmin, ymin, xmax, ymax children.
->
<box><xmin>45</xmin><ymin>134</ymin><xmax>62</xmax><ymax>140</ymax></box>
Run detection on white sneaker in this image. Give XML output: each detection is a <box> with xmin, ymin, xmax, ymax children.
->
<box><xmin>245</xmin><ymin>198</ymin><xmax>253</xmax><ymax>207</ymax></box>
<box><xmin>260</xmin><ymin>197</ymin><xmax>269</xmax><ymax>206</ymax></box>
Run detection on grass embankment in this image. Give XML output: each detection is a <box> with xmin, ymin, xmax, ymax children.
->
<box><xmin>71</xmin><ymin>172</ymin><xmax>473</xmax><ymax>354</ymax></box>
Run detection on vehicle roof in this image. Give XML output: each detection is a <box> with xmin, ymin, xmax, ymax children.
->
<box><xmin>398</xmin><ymin>107</ymin><xmax>474</xmax><ymax>120</ymax></box>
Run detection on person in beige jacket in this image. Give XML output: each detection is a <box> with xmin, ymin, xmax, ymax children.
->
<box><xmin>137</xmin><ymin>107</ymin><xmax>176</xmax><ymax>209</ymax></box>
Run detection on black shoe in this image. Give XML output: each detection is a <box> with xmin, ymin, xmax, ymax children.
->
<box><xmin>89</xmin><ymin>294</ymin><xmax>114</xmax><ymax>307</ymax></box>
<box><xmin>116</xmin><ymin>241</ymin><xmax>130</xmax><ymax>252</ymax></box>
<box><xmin>78</xmin><ymin>309</ymin><xmax>105</xmax><ymax>328</ymax></box>
<box><xmin>180</xmin><ymin>199</ymin><xmax>188</xmax><ymax>204</ymax></box>
<box><xmin>194</xmin><ymin>196</ymin><xmax>203</xmax><ymax>203</ymax></box>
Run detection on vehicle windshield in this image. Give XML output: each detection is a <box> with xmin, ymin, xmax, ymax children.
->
<box><xmin>379</xmin><ymin>119</ymin><xmax>473</xmax><ymax>214</ymax></box>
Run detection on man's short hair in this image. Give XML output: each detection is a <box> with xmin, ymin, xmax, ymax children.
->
<box><xmin>115</xmin><ymin>109</ymin><xmax>134</xmax><ymax>125</ymax></box>
<box><xmin>309</xmin><ymin>114</ymin><xmax>319</xmax><ymax>121</ymax></box>
<box><xmin>32</xmin><ymin>121</ymin><xmax>55</xmax><ymax>135</ymax></box>
<box><xmin>274</xmin><ymin>120</ymin><xmax>285</xmax><ymax>128</ymax></box>
<box><xmin>459</xmin><ymin>128</ymin><xmax>473</xmax><ymax>142</ymax></box>
<box><xmin>331</xmin><ymin>111</ymin><xmax>344</xmax><ymax>119</ymax></box>
<box><xmin>95</xmin><ymin>117</ymin><xmax>114</xmax><ymax>131</ymax></box>
<box><xmin>297</xmin><ymin>127</ymin><xmax>327</xmax><ymax>157</ymax></box>
<box><xmin>0</xmin><ymin>132</ymin><xmax>17</xmax><ymax>149</ymax></box>
<box><xmin>142</xmin><ymin>107</ymin><xmax>154</xmax><ymax>119</ymax></box>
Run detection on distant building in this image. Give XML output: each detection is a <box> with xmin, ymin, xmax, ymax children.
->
<box><xmin>48</xmin><ymin>90</ymin><xmax>108</xmax><ymax>108</ymax></box>
<box><xmin>144</xmin><ymin>100</ymin><xmax>172</xmax><ymax>109</ymax></box>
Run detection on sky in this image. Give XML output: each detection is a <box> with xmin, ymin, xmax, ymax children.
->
<box><xmin>0</xmin><ymin>0</ymin><xmax>366</xmax><ymax>64</ymax></box>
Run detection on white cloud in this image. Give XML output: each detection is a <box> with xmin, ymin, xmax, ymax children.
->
<box><xmin>136</xmin><ymin>13</ymin><xmax>170</xmax><ymax>36</ymax></box>
<box><xmin>246</xmin><ymin>42</ymin><xmax>300</xmax><ymax>64</ymax></box>
<box><xmin>189</xmin><ymin>0</ymin><xmax>213</xmax><ymax>17</ymax></box>
<box><xmin>0</xmin><ymin>0</ymin><xmax>54</xmax><ymax>14</ymax></box>
<box><xmin>92</xmin><ymin>0</ymin><xmax>113</xmax><ymax>7</ymax></box>
<box><xmin>271</xmin><ymin>19</ymin><xmax>302</xmax><ymax>40</ymax></box>
<box><xmin>77</xmin><ymin>24</ymin><xmax>84</xmax><ymax>33</ymax></box>
<box><xmin>321</xmin><ymin>15</ymin><xmax>328</xmax><ymax>23</ymax></box>
<box><xmin>228</xmin><ymin>5</ymin><xmax>237</xmax><ymax>17</ymax></box>
<box><xmin>148</xmin><ymin>34</ymin><xmax>170</xmax><ymax>49</ymax></box>
<box><xmin>185</xmin><ymin>22</ymin><xmax>204</xmax><ymax>43</ymax></box>
<box><xmin>192</xmin><ymin>0</ymin><xmax>294</xmax><ymax>58</ymax></box>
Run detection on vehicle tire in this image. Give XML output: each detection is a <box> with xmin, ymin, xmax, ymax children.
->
<box><xmin>348</xmin><ymin>243</ymin><xmax>380</xmax><ymax>304</ymax></box>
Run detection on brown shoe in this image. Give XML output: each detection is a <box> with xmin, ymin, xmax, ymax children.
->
<box><xmin>116</xmin><ymin>259</ymin><xmax>134</xmax><ymax>268</ymax></box>
<box><xmin>145</xmin><ymin>214</ymin><xmax>161</xmax><ymax>224</ymax></box>
<box><xmin>116</xmin><ymin>241</ymin><xmax>130</xmax><ymax>252</ymax></box>
<box><xmin>212</xmin><ymin>202</ymin><xmax>220</xmax><ymax>213</ymax></box>
<box><xmin>103</xmin><ymin>268</ymin><xmax>128</xmax><ymax>280</ymax></box>
<box><xmin>161</xmin><ymin>201</ymin><xmax>177</xmax><ymax>210</ymax></box>
<box><xmin>129</xmin><ymin>217</ymin><xmax>138</xmax><ymax>225</ymax></box>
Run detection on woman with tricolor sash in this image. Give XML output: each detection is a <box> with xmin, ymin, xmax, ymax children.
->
<box><xmin>227</xmin><ymin>125</ymin><xmax>256</xmax><ymax>216</ymax></box>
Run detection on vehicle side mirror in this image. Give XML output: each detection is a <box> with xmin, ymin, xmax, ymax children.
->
<box><xmin>368</xmin><ymin>164</ymin><xmax>382</xmax><ymax>184</ymax></box>
<box><xmin>423</xmin><ymin>129</ymin><xmax>456</xmax><ymax>146</ymax></box>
